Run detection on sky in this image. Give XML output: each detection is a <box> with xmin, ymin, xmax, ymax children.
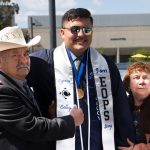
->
<box><xmin>11</xmin><ymin>0</ymin><xmax>150</xmax><ymax>28</ymax></box>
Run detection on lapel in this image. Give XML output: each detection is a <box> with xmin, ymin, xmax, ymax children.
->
<box><xmin>0</xmin><ymin>71</ymin><xmax>41</xmax><ymax>116</ymax></box>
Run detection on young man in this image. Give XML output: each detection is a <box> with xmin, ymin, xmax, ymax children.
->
<box><xmin>0</xmin><ymin>26</ymin><xmax>84</xmax><ymax>150</ymax></box>
<box><xmin>27</xmin><ymin>8</ymin><xmax>135</xmax><ymax>150</ymax></box>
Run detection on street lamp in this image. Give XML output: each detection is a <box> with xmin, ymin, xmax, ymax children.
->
<box><xmin>29</xmin><ymin>16</ymin><xmax>42</xmax><ymax>51</ymax></box>
<box><xmin>30</xmin><ymin>16</ymin><xmax>42</xmax><ymax>39</ymax></box>
<box><xmin>30</xmin><ymin>17</ymin><xmax>35</xmax><ymax>39</ymax></box>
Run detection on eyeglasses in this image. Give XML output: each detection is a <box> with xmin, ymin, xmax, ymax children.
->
<box><xmin>63</xmin><ymin>26</ymin><xmax>92</xmax><ymax>35</ymax></box>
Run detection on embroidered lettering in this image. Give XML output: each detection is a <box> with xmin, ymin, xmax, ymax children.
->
<box><xmin>96</xmin><ymin>68</ymin><xmax>108</xmax><ymax>74</ymax></box>
<box><xmin>96</xmin><ymin>100</ymin><xmax>101</xmax><ymax>120</ymax></box>
<box><xmin>104</xmin><ymin>124</ymin><xmax>112</xmax><ymax>130</ymax></box>
<box><xmin>99</xmin><ymin>76</ymin><xmax>110</xmax><ymax>121</ymax></box>
<box><xmin>99</xmin><ymin>77</ymin><xmax>106</xmax><ymax>87</ymax></box>
<box><xmin>101</xmin><ymin>88</ymin><xmax>108</xmax><ymax>98</ymax></box>
<box><xmin>104</xmin><ymin>111</ymin><xmax>109</xmax><ymax>120</ymax></box>
<box><xmin>89</xmin><ymin>72</ymin><xmax>94</xmax><ymax>80</ymax></box>
<box><xmin>103</xmin><ymin>100</ymin><xmax>109</xmax><ymax>110</ymax></box>
<box><xmin>60</xmin><ymin>104</ymin><xmax>72</xmax><ymax>112</ymax></box>
<box><xmin>57</xmin><ymin>79</ymin><xmax>70</xmax><ymax>84</ymax></box>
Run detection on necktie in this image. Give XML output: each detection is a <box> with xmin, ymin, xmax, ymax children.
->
<box><xmin>74</xmin><ymin>59</ymin><xmax>80</xmax><ymax>71</ymax></box>
<box><xmin>23</xmin><ymin>81</ymin><xmax>34</xmax><ymax>100</ymax></box>
<box><xmin>23</xmin><ymin>81</ymin><xmax>41</xmax><ymax>112</ymax></box>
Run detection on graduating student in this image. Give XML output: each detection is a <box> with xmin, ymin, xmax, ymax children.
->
<box><xmin>27</xmin><ymin>8</ymin><xmax>135</xmax><ymax>150</ymax></box>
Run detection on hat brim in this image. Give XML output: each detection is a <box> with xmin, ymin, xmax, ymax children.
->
<box><xmin>27</xmin><ymin>35</ymin><xmax>41</xmax><ymax>47</ymax></box>
<box><xmin>0</xmin><ymin>35</ymin><xmax>41</xmax><ymax>52</ymax></box>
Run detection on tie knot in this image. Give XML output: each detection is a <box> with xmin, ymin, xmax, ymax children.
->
<box><xmin>23</xmin><ymin>81</ymin><xmax>27</xmax><ymax>86</ymax></box>
<box><xmin>74</xmin><ymin>59</ymin><xmax>80</xmax><ymax>70</ymax></box>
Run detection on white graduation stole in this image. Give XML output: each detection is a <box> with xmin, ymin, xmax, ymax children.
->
<box><xmin>54</xmin><ymin>43</ymin><xmax>115</xmax><ymax>150</ymax></box>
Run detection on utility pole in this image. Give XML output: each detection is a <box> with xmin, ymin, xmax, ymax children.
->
<box><xmin>30</xmin><ymin>17</ymin><xmax>34</xmax><ymax>39</ymax></box>
<box><xmin>30</xmin><ymin>17</ymin><xmax>35</xmax><ymax>51</ymax></box>
<box><xmin>49</xmin><ymin>0</ymin><xmax>56</xmax><ymax>48</ymax></box>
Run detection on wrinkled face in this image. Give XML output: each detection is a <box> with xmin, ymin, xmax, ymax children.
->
<box><xmin>60</xmin><ymin>18</ymin><xmax>93</xmax><ymax>57</ymax></box>
<box><xmin>130</xmin><ymin>70</ymin><xmax>150</xmax><ymax>101</ymax></box>
<box><xmin>0</xmin><ymin>48</ymin><xmax>30</xmax><ymax>80</ymax></box>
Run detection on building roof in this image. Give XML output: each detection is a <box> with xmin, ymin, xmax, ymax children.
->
<box><xmin>28</xmin><ymin>13</ymin><xmax>150</xmax><ymax>28</ymax></box>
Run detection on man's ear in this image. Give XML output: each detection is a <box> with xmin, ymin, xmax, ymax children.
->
<box><xmin>60</xmin><ymin>28</ymin><xmax>65</xmax><ymax>39</ymax></box>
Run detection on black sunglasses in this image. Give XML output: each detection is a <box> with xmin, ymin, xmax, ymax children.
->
<box><xmin>63</xmin><ymin>26</ymin><xmax>92</xmax><ymax>35</ymax></box>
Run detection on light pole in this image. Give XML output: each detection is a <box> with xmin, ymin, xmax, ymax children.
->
<box><xmin>30</xmin><ymin>17</ymin><xmax>34</xmax><ymax>39</ymax></box>
<box><xmin>49</xmin><ymin>0</ymin><xmax>56</xmax><ymax>48</ymax></box>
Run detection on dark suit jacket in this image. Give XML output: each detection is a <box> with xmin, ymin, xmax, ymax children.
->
<box><xmin>0</xmin><ymin>71</ymin><xmax>75</xmax><ymax>150</ymax></box>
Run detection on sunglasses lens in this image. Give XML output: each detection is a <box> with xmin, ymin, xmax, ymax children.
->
<box><xmin>70</xmin><ymin>26</ymin><xmax>80</xmax><ymax>34</ymax></box>
<box><xmin>68</xmin><ymin>26</ymin><xmax>92</xmax><ymax>35</ymax></box>
<box><xmin>83</xmin><ymin>27</ymin><xmax>92</xmax><ymax>35</ymax></box>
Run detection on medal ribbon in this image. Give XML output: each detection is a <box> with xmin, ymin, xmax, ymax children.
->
<box><xmin>66</xmin><ymin>48</ymin><xmax>87</xmax><ymax>87</ymax></box>
<box><xmin>67</xmin><ymin>48</ymin><xmax>88</xmax><ymax>150</ymax></box>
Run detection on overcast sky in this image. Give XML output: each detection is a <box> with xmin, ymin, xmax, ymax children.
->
<box><xmin>11</xmin><ymin>0</ymin><xmax>150</xmax><ymax>28</ymax></box>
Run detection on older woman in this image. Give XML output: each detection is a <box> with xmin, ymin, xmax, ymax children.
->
<box><xmin>122</xmin><ymin>61</ymin><xmax>150</xmax><ymax>150</ymax></box>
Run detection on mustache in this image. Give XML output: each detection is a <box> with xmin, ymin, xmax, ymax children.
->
<box><xmin>16</xmin><ymin>63</ymin><xmax>30</xmax><ymax>69</ymax></box>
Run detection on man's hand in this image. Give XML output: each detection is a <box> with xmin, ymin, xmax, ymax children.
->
<box><xmin>69</xmin><ymin>105</ymin><xmax>84</xmax><ymax>126</ymax></box>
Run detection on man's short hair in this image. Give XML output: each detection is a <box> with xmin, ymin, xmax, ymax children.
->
<box><xmin>61</xmin><ymin>8</ymin><xmax>93</xmax><ymax>27</ymax></box>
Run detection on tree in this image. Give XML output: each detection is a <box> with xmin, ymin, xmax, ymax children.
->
<box><xmin>0</xmin><ymin>0</ymin><xmax>19</xmax><ymax>30</ymax></box>
<box><xmin>98</xmin><ymin>47</ymin><xmax>105</xmax><ymax>54</ymax></box>
<box><xmin>129</xmin><ymin>48</ymin><xmax>150</xmax><ymax>62</ymax></box>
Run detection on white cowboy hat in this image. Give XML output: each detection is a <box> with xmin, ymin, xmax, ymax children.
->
<box><xmin>0</xmin><ymin>26</ymin><xmax>41</xmax><ymax>52</ymax></box>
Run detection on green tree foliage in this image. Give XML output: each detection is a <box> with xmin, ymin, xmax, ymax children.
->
<box><xmin>0</xmin><ymin>0</ymin><xmax>19</xmax><ymax>30</ymax></box>
<box><xmin>129</xmin><ymin>48</ymin><xmax>150</xmax><ymax>62</ymax></box>
<box><xmin>97</xmin><ymin>47</ymin><xmax>105</xmax><ymax>54</ymax></box>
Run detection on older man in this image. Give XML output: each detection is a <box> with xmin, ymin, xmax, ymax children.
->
<box><xmin>0</xmin><ymin>26</ymin><xmax>84</xmax><ymax>150</ymax></box>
